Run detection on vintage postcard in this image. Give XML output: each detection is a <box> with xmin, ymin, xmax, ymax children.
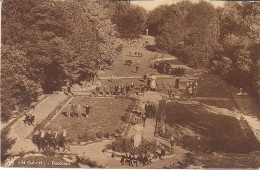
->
<box><xmin>1</xmin><ymin>0</ymin><xmax>260</xmax><ymax>168</ymax></box>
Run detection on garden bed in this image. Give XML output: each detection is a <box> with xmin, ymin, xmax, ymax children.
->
<box><xmin>47</xmin><ymin>96</ymin><xmax>135</xmax><ymax>143</ymax></box>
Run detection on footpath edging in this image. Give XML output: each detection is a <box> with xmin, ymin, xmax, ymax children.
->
<box><xmin>2</xmin><ymin>95</ymin><xmax>49</xmax><ymax>132</ymax></box>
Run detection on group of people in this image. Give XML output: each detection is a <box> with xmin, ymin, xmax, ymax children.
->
<box><xmin>94</xmin><ymin>82</ymin><xmax>146</xmax><ymax>95</ymax></box>
<box><xmin>66</xmin><ymin>103</ymin><xmax>91</xmax><ymax>118</ymax></box>
<box><xmin>33</xmin><ymin>129</ymin><xmax>70</xmax><ymax>152</ymax></box>
<box><xmin>185</xmin><ymin>81</ymin><xmax>198</xmax><ymax>98</ymax></box>
<box><xmin>120</xmin><ymin>152</ymin><xmax>152</xmax><ymax>167</ymax></box>
<box><xmin>120</xmin><ymin>147</ymin><xmax>167</xmax><ymax>167</ymax></box>
<box><xmin>144</xmin><ymin>101</ymin><xmax>157</xmax><ymax>119</ymax></box>
<box><xmin>24</xmin><ymin>107</ymin><xmax>35</xmax><ymax>126</ymax></box>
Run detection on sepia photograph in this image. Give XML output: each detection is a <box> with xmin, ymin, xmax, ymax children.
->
<box><xmin>1</xmin><ymin>0</ymin><xmax>260</xmax><ymax>168</ymax></box>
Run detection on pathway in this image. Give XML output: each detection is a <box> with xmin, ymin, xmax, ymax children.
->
<box><xmin>8</xmin><ymin>94</ymin><xmax>68</xmax><ymax>154</ymax></box>
<box><xmin>127</xmin><ymin>91</ymin><xmax>162</xmax><ymax>141</ymax></box>
<box><xmin>69</xmin><ymin>140</ymin><xmax>121</xmax><ymax>168</ymax></box>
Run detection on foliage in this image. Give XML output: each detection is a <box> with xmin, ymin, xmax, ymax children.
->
<box><xmin>152</xmin><ymin>1</ymin><xmax>259</xmax><ymax>99</ymax></box>
<box><xmin>1</xmin><ymin>0</ymin><xmax>120</xmax><ymax>122</ymax></box>
<box><xmin>1</xmin><ymin>129</ymin><xmax>16</xmax><ymax>163</ymax></box>
<box><xmin>210</xmin><ymin>2</ymin><xmax>260</xmax><ymax>98</ymax></box>
<box><xmin>155</xmin><ymin>1</ymin><xmax>220</xmax><ymax>68</ymax></box>
<box><xmin>147</xmin><ymin>5</ymin><xmax>169</xmax><ymax>36</ymax></box>
<box><xmin>76</xmin><ymin>155</ymin><xmax>103</xmax><ymax>168</ymax></box>
<box><xmin>109</xmin><ymin>4</ymin><xmax>147</xmax><ymax>39</ymax></box>
<box><xmin>106</xmin><ymin>136</ymin><xmax>133</xmax><ymax>153</ymax></box>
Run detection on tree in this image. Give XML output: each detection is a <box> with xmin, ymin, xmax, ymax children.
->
<box><xmin>155</xmin><ymin>1</ymin><xmax>220</xmax><ymax>68</ymax></box>
<box><xmin>111</xmin><ymin>5</ymin><xmax>147</xmax><ymax>39</ymax></box>
<box><xmin>146</xmin><ymin>5</ymin><xmax>169</xmax><ymax>36</ymax></box>
<box><xmin>1</xmin><ymin>0</ymin><xmax>120</xmax><ymax>122</ymax></box>
<box><xmin>210</xmin><ymin>2</ymin><xmax>260</xmax><ymax>98</ymax></box>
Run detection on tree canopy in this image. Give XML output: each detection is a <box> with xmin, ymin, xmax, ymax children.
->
<box><xmin>1</xmin><ymin>0</ymin><xmax>120</xmax><ymax>122</ymax></box>
<box><xmin>150</xmin><ymin>1</ymin><xmax>259</xmax><ymax>99</ymax></box>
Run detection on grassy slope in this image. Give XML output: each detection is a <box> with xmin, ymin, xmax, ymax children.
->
<box><xmin>165</xmin><ymin>102</ymin><xmax>260</xmax><ymax>153</ymax></box>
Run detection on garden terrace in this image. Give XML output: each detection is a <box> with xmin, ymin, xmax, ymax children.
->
<box><xmin>47</xmin><ymin>96</ymin><xmax>135</xmax><ymax>143</ymax></box>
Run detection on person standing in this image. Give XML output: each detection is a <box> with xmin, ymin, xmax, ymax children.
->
<box><xmin>151</xmin><ymin>102</ymin><xmax>156</xmax><ymax>119</ymax></box>
<box><xmin>156</xmin><ymin>81</ymin><xmax>159</xmax><ymax>91</ymax></box>
<box><xmin>160</xmin><ymin>147</ymin><xmax>165</xmax><ymax>160</ymax></box>
<box><xmin>85</xmin><ymin>104</ymin><xmax>91</xmax><ymax>118</ymax></box>
<box><xmin>110</xmin><ymin>85</ymin><xmax>114</xmax><ymax>95</ymax></box>
<box><xmin>66</xmin><ymin>103</ymin><xmax>71</xmax><ymax>117</ymax></box>
<box><xmin>77</xmin><ymin>103</ymin><xmax>82</xmax><ymax>117</ymax></box>
<box><xmin>121</xmin><ymin>84</ymin><xmax>125</xmax><ymax>95</ymax></box>
<box><xmin>39</xmin><ymin>130</ymin><xmax>45</xmax><ymax>151</ymax></box>
<box><xmin>126</xmin><ymin>83</ymin><xmax>130</xmax><ymax>96</ymax></box>
<box><xmin>175</xmin><ymin>77</ymin><xmax>180</xmax><ymax>89</ymax></box>
<box><xmin>145</xmin><ymin>102</ymin><xmax>149</xmax><ymax>118</ymax></box>
<box><xmin>141</xmin><ymin>85</ymin><xmax>145</xmax><ymax>96</ymax></box>
<box><xmin>96</xmin><ymin>86</ymin><xmax>100</xmax><ymax>96</ymax></box>
<box><xmin>114</xmin><ymin>84</ymin><xmax>118</xmax><ymax>95</ymax></box>
<box><xmin>170</xmin><ymin>136</ymin><xmax>175</xmax><ymax>150</ymax></box>
<box><xmin>54</xmin><ymin>131</ymin><xmax>60</xmax><ymax>150</ymax></box>
<box><xmin>147</xmin><ymin>78</ymin><xmax>151</xmax><ymax>90</ymax></box>
<box><xmin>103</xmin><ymin>85</ymin><xmax>107</xmax><ymax>96</ymax></box>
<box><xmin>131</xmin><ymin>82</ymin><xmax>134</xmax><ymax>90</ymax></box>
<box><xmin>168</xmin><ymin>86</ymin><xmax>173</xmax><ymax>99</ymax></box>
<box><xmin>136</xmin><ymin>63</ymin><xmax>139</xmax><ymax>73</ymax></box>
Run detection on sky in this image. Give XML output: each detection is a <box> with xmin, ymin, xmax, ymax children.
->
<box><xmin>131</xmin><ymin>0</ymin><xmax>225</xmax><ymax>11</ymax></box>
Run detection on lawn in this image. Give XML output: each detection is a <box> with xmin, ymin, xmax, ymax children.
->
<box><xmin>196</xmin><ymin>73</ymin><xmax>237</xmax><ymax>98</ymax></box>
<box><xmin>164</xmin><ymin>102</ymin><xmax>260</xmax><ymax>153</ymax></box>
<box><xmin>47</xmin><ymin>97</ymin><xmax>133</xmax><ymax>143</ymax></box>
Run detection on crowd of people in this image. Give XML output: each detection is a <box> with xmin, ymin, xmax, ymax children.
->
<box><xmin>32</xmin><ymin>129</ymin><xmax>70</xmax><ymax>152</ymax></box>
<box><xmin>120</xmin><ymin>152</ymin><xmax>152</xmax><ymax>167</ymax></box>
<box><xmin>95</xmin><ymin>82</ymin><xmax>135</xmax><ymax>96</ymax></box>
<box><xmin>119</xmin><ymin>146</ymin><xmax>167</xmax><ymax>167</ymax></box>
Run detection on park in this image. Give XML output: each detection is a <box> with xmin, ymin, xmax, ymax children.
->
<box><xmin>1</xmin><ymin>0</ymin><xmax>260</xmax><ymax>169</ymax></box>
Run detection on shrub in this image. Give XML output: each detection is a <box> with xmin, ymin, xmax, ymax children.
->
<box><xmin>89</xmin><ymin>134</ymin><xmax>97</xmax><ymax>141</ymax></box>
<box><xmin>76</xmin><ymin>156</ymin><xmax>100</xmax><ymax>168</ymax></box>
<box><xmin>104</xmin><ymin>132</ymin><xmax>111</xmax><ymax>139</ymax></box>
<box><xmin>96</xmin><ymin>132</ymin><xmax>103</xmax><ymax>139</ymax></box>
<box><xmin>107</xmin><ymin>136</ymin><xmax>133</xmax><ymax>153</ymax></box>
<box><xmin>42</xmin><ymin>148</ymin><xmax>55</xmax><ymax>157</ymax></box>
